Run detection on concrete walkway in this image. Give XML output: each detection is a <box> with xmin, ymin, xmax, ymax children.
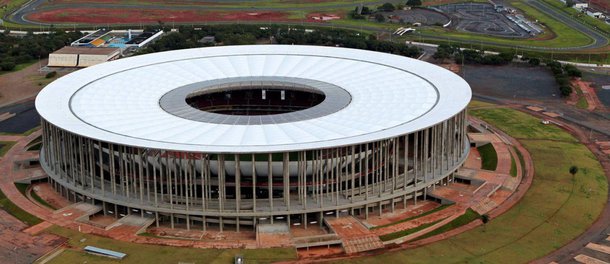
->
<box><xmin>0</xmin><ymin>130</ymin><xmax>273</xmax><ymax>250</ymax></box>
<box><xmin>0</xmin><ymin>131</ymin><xmax>65</xmax><ymax>264</ymax></box>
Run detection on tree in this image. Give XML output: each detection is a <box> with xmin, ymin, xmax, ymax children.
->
<box><xmin>0</xmin><ymin>60</ymin><xmax>15</xmax><ymax>71</ymax></box>
<box><xmin>498</xmin><ymin>52</ymin><xmax>515</xmax><ymax>63</ymax></box>
<box><xmin>528</xmin><ymin>57</ymin><xmax>540</xmax><ymax>66</ymax></box>
<box><xmin>350</xmin><ymin>8</ymin><xmax>365</xmax><ymax>19</ymax></box>
<box><xmin>433</xmin><ymin>44</ymin><xmax>456</xmax><ymax>61</ymax></box>
<box><xmin>361</xmin><ymin>6</ymin><xmax>372</xmax><ymax>15</ymax></box>
<box><xmin>433</xmin><ymin>48</ymin><xmax>451</xmax><ymax>61</ymax></box>
<box><xmin>481</xmin><ymin>214</ymin><xmax>490</xmax><ymax>231</ymax></box>
<box><xmin>559</xmin><ymin>85</ymin><xmax>573</xmax><ymax>96</ymax></box>
<box><xmin>564</xmin><ymin>64</ymin><xmax>582</xmax><ymax>77</ymax></box>
<box><xmin>378</xmin><ymin>2</ymin><xmax>396</xmax><ymax>12</ymax></box>
<box><xmin>481</xmin><ymin>214</ymin><xmax>490</xmax><ymax>224</ymax></box>
<box><xmin>406</xmin><ymin>0</ymin><xmax>423</xmax><ymax>7</ymax></box>
<box><xmin>569</xmin><ymin>165</ymin><xmax>579</xmax><ymax>176</ymax></box>
<box><xmin>566</xmin><ymin>0</ymin><xmax>575</xmax><ymax>7</ymax></box>
<box><xmin>375</xmin><ymin>13</ymin><xmax>386</xmax><ymax>22</ymax></box>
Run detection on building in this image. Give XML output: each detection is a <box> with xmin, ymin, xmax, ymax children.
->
<box><xmin>559</xmin><ymin>0</ymin><xmax>589</xmax><ymax>9</ymax></box>
<box><xmin>586</xmin><ymin>9</ymin><xmax>606</xmax><ymax>19</ymax></box>
<box><xmin>574</xmin><ymin>0</ymin><xmax>589</xmax><ymax>9</ymax></box>
<box><xmin>36</xmin><ymin>45</ymin><xmax>471</xmax><ymax>231</ymax></box>
<box><xmin>71</xmin><ymin>29</ymin><xmax>163</xmax><ymax>49</ymax></box>
<box><xmin>48</xmin><ymin>46</ymin><xmax>120</xmax><ymax>67</ymax></box>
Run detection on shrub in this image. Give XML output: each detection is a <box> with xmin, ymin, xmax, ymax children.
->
<box><xmin>350</xmin><ymin>11</ymin><xmax>365</xmax><ymax>19</ymax></box>
<box><xmin>528</xmin><ymin>58</ymin><xmax>540</xmax><ymax>66</ymax></box>
<box><xmin>559</xmin><ymin>85</ymin><xmax>572</xmax><ymax>96</ymax></box>
<box><xmin>498</xmin><ymin>52</ymin><xmax>515</xmax><ymax>63</ymax></box>
<box><xmin>564</xmin><ymin>64</ymin><xmax>582</xmax><ymax>77</ymax></box>
<box><xmin>0</xmin><ymin>61</ymin><xmax>15</xmax><ymax>71</ymax></box>
<box><xmin>361</xmin><ymin>6</ymin><xmax>372</xmax><ymax>15</ymax></box>
<box><xmin>375</xmin><ymin>13</ymin><xmax>386</xmax><ymax>22</ymax></box>
<box><xmin>45</xmin><ymin>71</ymin><xmax>57</xmax><ymax>79</ymax></box>
<box><xmin>406</xmin><ymin>0</ymin><xmax>423</xmax><ymax>7</ymax></box>
<box><xmin>378</xmin><ymin>3</ymin><xmax>396</xmax><ymax>12</ymax></box>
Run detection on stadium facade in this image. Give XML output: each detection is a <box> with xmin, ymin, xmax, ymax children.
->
<box><xmin>36</xmin><ymin>45</ymin><xmax>471</xmax><ymax>231</ymax></box>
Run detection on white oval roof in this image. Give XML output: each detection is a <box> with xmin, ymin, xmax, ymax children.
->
<box><xmin>36</xmin><ymin>45</ymin><xmax>471</xmax><ymax>153</ymax></box>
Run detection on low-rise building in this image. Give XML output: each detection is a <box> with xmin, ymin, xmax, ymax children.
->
<box><xmin>48</xmin><ymin>46</ymin><xmax>120</xmax><ymax>68</ymax></box>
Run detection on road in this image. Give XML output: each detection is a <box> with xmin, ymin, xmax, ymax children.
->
<box><xmin>524</xmin><ymin>0</ymin><xmax>608</xmax><ymax>49</ymax></box>
<box><xmin>3</xmin><ymin>0</ymin><xmax>608</xmax><ymax>52</ymax></box>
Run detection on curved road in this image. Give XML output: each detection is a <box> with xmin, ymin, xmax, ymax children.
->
<box><xmin>524</xmin><ymin>0</ymin><xmax>608</xmax><ymax>49</ymax></box>
<box><xmin>4</xmin><ymin>0</ymin><xmax>609</xmax><ymax>51</ymax></box>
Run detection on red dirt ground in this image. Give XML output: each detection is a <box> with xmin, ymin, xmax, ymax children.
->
<box><xmin>590</xmin><ymin>0</ymin><xmax>610</xmax><ymax>11</ymax></box>
<box><xmin>571</xmin><ymin>78</ymin><xmax>608</xmax><ymax>112</ymax></box>
<box><xmin>53</xmin><ymin>0</ymin><xmax>336</xmax><ymax>3</ymax></box>
<box><xmin>50</xmin><ymin>0</ymin><xmax>233</xmax><ymax>5</ymax></box>
<box><xmin>422</xmin><ymin>0</ymin><xmax>481</xmax><ymax>6</ymax></box>
<box><xmin>27</xmin><ymin>8</ymin><xmax>299</xmax><ymax>24</ymax></box>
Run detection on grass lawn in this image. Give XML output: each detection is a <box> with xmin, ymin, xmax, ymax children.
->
<box><xmin>379</xmin><ymin>219</ymin><xmax>445</xmax><ymax>242</ymax></box>
<box><xmin>576</xmin><ymin>95</ymin><xmax>589</xmax><ymax>109</ymax></box>
<box><xmin>469</xmin><ymin>107</ymin><xmax>578</xmax><ymax>142</ymax></box>
<box><xmin>0</xmin><ymin>186</ymin><xmax>42</xmax><ymax>226</ymax></box>
<box><xmin>30</xmin><ymin>188</ymin><xmax>56</xmax><ymax>210</ymax></box>
<box><xmin>468</xmin><ymin>100</ymin><xmax>496</xmax><ymax>109</ymax></box>
<box><xmin>404</xmin><ymin>0</ymin><xmax>594</xmax><ymax>49</ymax></box>
<box><xmin>539</xmin><ymin>0</ymin><xmax>610</xmax><ymax>34</ymax></box>
<box><xmin>414</xmin><ymin>209</ymin><xmax>481</xmax><ymax>241</ymax></box>
<box><xmin>341</xmin><ymin>104</ymin><xmax>607</xmax><ymax>263</ymax></box>
<box><xmin>509</xmin><ymin>1</ymin><xmax>594</xmax><ymax>46</ymax></box>
<box><xmin>477</xmin><ymin>143</ymin><xmax>498</xmax><ymax>171</ymax></box>
<box><xmin>510</xmin><ymin>152</ymin><xmax>518</xmax><ymax>177</ymax></box>
<box><xmin>44</xmin><ymin>225</ymin><xmax>297</xmax><ymax>264</ymax></box>
<box><xmin>573</xmin><ymin>85</ymin><xmax>589</xmax><ymax>109</ymax></box>
<box><xmin>514</xmin><ymin>146</ymin><xmax>526</xmax><ymax>176</ymax></box>
<box><xmin>15</xmin><ymin>182</ymin><xmax>56</xmax><ymax>210</ymax></box>
<box><xmin>0</xmin><ymin>141</ymin><xmax>16</xmax><ymax>157</ymax></box>
<box><xmin>0</xmin><ymin>0</ymin><xmax>30</xmax><ymax>18</ymax></box>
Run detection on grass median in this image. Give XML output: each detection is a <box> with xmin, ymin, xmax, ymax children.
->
<box><xmin>43</xmin><ymin>225</ymin><xmax>297</xmax><ymax>264</ymax></box>
<box><xmin>342</xmin><ymin>103</ymin><xmax>607</xmax><ymax>263</ymax></box>
<box><xmin>478</xmin><ymin>143</ymin><xmax>498</xmax><ymax>171</ymax></box>
<box><xmin>0</xmin><ymin>187</ymin><xmax>42</xmax><ymax>226</ymax></box>
<box><xmin>0</xmin><ymin>141</ymin><xmax>16</xmax><ymax>157</ymax></box>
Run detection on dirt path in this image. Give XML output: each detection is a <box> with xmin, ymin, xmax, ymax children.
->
<box><xmin>571</xmin><ymin>78</ymin><xmax>607</xmax><ymax>112</ymax></box>
<box><xmin>0</xmin><ymin>60</ymin><xmax>47</xmax><ymax>108</ymax></box>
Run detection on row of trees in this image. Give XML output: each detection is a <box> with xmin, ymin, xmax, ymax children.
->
<box><xmin>350</xmin><ymin>1</ymin><xmax>423</xmax><ymax>20</ymax></box>
<box><xmin>138</xmin><ymin>25</ymin><xmax>422</xmax><ymax>59</ymax></box>
<box><xmin>546</xmin><ymin>60</ymin><xmax>582</xmax><ymax>96</ymax></box>
<box><xmin>433</xmin><ymin>44</ymin><xmax>514</xmax><ymax>65</ymax></box>
<box><xmin>0</xmin><ymin>29</ymin><xmax>83</xmax><ymax>71</ymax></box>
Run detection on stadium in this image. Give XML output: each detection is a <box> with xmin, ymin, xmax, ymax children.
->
<box><xmin>35</xmin><ymin>45</ymin><xmax>471</xmax><ymax>232</ymax></box>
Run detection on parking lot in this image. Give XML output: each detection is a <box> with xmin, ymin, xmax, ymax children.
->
<box><xmin>436</xmin><ymin>3</ymin><xmax>536</xmax><ymax>38</ymax></box>
<box><xmin>388</xmin><ymin>8</ymin><xmax>450</xmax><ymax>26</ymax></box>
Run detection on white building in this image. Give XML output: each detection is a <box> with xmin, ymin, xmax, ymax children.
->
<box><xmin>48</xmin><ymin>46</ymin><xmax>120</xmax><ymax>68</ymax></box>
<box><xmin>37</xmin><ymin>45</ymin><xmax>471</xmax><ymax>231</ymax></box>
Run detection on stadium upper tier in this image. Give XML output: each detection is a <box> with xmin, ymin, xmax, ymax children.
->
<box><xmin>35</xmin><ymin>45</ymin><xmax>471</xmax><ymax>153</ymax></box>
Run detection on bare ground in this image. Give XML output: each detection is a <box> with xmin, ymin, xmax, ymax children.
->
<box><xmin>0</xmin><ymin>60</ymin><xmax>51</xmax><ymax>107</ymax></box>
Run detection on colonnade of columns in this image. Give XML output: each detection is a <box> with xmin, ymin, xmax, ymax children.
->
<box><xmin>40</xmin><ymin>110</ymin><xmax>468</xmax><ymax>231</ymax></box>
